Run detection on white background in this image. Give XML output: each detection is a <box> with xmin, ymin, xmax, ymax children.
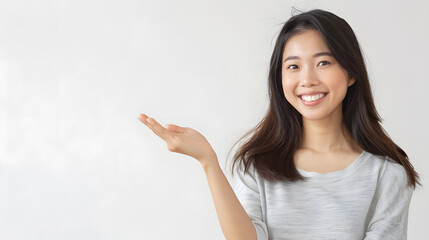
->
<box><xmin>1</xmin><ymin>0</ymin><xmax>428</xmax><ymax>239</ymax></box>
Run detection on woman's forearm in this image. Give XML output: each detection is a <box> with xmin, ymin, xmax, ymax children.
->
<box><xmin>201</xmin><ymin>157</ymin><xmax>257</xmax><ymax>240</ymax></box>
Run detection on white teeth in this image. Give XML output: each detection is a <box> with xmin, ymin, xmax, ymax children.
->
<box><xmin>301</xmin><ymin>93</ymin><xmax>325</xmax><ymax>102</ymax></box>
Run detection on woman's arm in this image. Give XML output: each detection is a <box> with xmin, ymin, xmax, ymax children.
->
<box><xmin>202</xmin><ymin>157</ymin><xmax>258</xmax><ymax>240</ymax></box>
<box><xmin>364</xmin><ymin>160</ymin><xmax>414</xmax><ymax>240</ymax></box>
<box><xmin>138</xmin><ymin>114</ymin><xmax>257</xmax><ymax>240</ymax></box>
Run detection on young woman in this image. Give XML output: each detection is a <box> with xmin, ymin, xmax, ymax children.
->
<box><xmin>138</xmin><ymin>9</ymin><xmax>420</xmax><ymax>240</ymax></box>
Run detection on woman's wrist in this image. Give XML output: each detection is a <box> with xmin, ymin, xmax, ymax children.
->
<box><xmin>200</xmin><ymin>152</ymin><xmax>219</xmax><ymax>172</ymax></box>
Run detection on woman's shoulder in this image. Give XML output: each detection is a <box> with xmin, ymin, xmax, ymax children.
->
<box><xmin>365</xmin><ymin>151</ymin><xmax>402</xmax><ymax>169</ymax></box>
<box><xmin>365</xmin><ymin>151</ymin><xmax>409</xmax><ymax>186</ymax></box>
<box><xmin>234</xmin><ymin>161</ymin><xmax>260</xmax><ymax>183</ymax></box>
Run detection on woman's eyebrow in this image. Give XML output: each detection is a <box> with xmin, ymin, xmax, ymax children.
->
<box><xmin>283</xmin><ymin>51</ymin><xmax>333</xmax><ymax>62</ymax></box>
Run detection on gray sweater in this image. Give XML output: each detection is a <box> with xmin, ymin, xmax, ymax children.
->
<box><xmin>233</xmin><ymin>150</ymin><xmax>414</xmax><ymax>240</ymax></box>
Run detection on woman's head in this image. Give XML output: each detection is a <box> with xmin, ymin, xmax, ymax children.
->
<box><xmin>268</xmin><ymin>9</ymin><xmax>374</xmax><ymax>130</ymax></box>
<box><xmin>230</xmin><ymin>9</ymin><xmax>420</xmax><ymax>188</ymax></box>
<box><xmin>281</xmin><ymin>29</ymin><xmax>355</xmax><ymax>121</ymax></box>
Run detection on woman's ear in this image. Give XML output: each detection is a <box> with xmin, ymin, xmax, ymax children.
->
<box><xmin>348</xmin><ymin>77</ymin><xmax>356</xmax><ymax>87</ymax></box>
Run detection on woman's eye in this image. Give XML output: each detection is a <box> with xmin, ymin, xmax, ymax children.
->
<box><xmin>318</xmin><ymin>61</ymin><xmax>330</xmax><ymax>66</ymax></box>
<box><xmin>288</xmin><ymin>65</ymin><xmax>298</xmax><ymax>70</ymax></box>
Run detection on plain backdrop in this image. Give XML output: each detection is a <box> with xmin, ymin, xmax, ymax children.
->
<box><xmin>1</xmin><ymin>0</ymin><xmax>428</xmax><ymax>239</ymax></box>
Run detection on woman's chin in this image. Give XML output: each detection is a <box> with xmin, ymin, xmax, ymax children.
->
<box><xmin>299</xmin><ymin>111</ymin><xmax>330</xmax><ymax>122</ymax></box>
<box><xmin>302</xmin><ymin>115</ymin><xmax>325</xmax><ymax>121</ymax></box>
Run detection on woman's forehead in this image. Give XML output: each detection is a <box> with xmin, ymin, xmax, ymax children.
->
<box><xmin>282</xmin><ymin>30</ymin><xmax>330</xmax><ymax>59</ymax></box>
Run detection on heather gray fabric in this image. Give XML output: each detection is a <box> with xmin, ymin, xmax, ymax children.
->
<box><xmin>233</xmin><ymin>151</ymin><xmax>413</xmax><ymax>240</ymax></box>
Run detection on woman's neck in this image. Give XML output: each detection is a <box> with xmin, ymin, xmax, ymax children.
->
<box><xmin>300</xmin><ymin>108</ymin><xmax>359</xmax><ymax>153</ymax></box>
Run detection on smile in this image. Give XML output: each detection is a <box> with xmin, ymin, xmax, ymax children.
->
<box><xmin>300</xmin><ymin>93</ymin><xmax>326</xmax><ymax>102</ymax></box>
<box><xmin>299</xmin><ymin>93</ymin><xmax>327</xmax><ymax>106</ymax></box>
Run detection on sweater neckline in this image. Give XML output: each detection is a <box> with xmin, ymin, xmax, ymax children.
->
<box><xmin>296</xmin><ymin>150</ymin><xmax>369</xmax><ymax>180</ymax></box>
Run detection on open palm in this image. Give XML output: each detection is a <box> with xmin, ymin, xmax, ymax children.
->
<box><xmin>138</xmin><ymin>113</ymin><xmax>217</xmax><ymax>165</ymax></box>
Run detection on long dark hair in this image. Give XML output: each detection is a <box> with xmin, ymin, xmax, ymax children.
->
<box><xmin>229</xmin><ymin>9</ymin><xmax>421</xmax><ymax>188</ymax></box>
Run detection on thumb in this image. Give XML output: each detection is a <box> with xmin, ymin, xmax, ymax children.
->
<box><xmin>165</xmin><ymin>124</ymin><xmax>186</xmax><ymax>133</ymax></box>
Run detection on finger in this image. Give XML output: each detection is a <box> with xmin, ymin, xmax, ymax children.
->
<box><xmin>138</xmin><ymin>114</ymin><xmax>156</xmax><ymax>129</ymax></box>
<box><xmin>139</xmin><ymin>114</ymin><xmax>184</xmax><ymax>134</ymax></box>
<box><xmin>165</xmin><ymin>124</ymin><xmax>186</xmax><ymax>133</ymax></box>
<box><xmin>138</xmin><ymin>113</ymin><xmax>150</xmax><ymax>124</ymax></box>
<box><xmin>144</xmin><ymin>117</ymin><xmax>171</xmax><ymax>141</ymax></box>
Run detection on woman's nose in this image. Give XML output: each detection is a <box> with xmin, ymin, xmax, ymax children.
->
<box><xmin>299</xmin><ymin>68</ymin><xmax>319</xmax><ymax>87</ymax></box>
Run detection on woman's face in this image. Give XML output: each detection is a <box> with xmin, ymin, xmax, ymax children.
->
<box><xmin>281</xmin><ymin>29</ymin><xmax>355</xmax><ymax>121</ymax></box>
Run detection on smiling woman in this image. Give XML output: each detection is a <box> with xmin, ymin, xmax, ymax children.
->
<box><xmin>139</xmin><ymin>9</ymin><xmax>421</xmax><ymax>240</ymax></box>
<box><xmin>229</xmin><ymin>9</ymin><xmax>421</xmax><ymax>239</ymax></box>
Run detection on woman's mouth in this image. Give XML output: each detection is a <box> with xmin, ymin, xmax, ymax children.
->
<box><xmin>299</xmin><ymin>93</ymin><xmax>327</xmax><ymax>106</ymax></box>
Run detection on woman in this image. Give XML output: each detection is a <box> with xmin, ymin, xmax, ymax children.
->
<box><xmin>138</xmin><ymin>9</ymin><xmax>420</xmax><ymax>240</ymax></box>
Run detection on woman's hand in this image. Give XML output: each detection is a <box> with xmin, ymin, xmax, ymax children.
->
<box><xmin>138</xmin><ymin>113</ymin><xmax>218</xmax><ymax>167</ymax></box>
